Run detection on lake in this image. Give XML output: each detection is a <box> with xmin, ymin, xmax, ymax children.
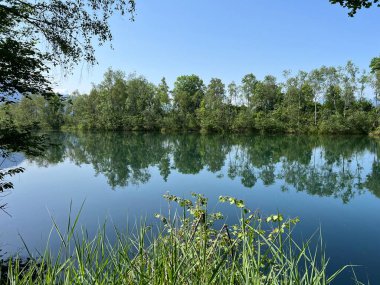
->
<box><xmin>1</xmin><ymin>132</ymin><xmax>380</xmax><ymax>284</ymax></box>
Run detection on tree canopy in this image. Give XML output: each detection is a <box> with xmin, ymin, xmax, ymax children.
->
<box><xmin>370</xmin><ymin>57</ymin><xmax>380</xmax><ymax>73</ymax></box>
<box><xmin>330</xmin><ymin>0</ymin><xmax>380</xmax><ymax>16</ymax></box>
<box><xmin>0</xmin><ymin>0</ymin><xmax>135</xmax><ymax>101</ymax></box>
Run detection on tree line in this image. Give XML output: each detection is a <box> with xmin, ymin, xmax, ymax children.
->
<box><xmin>2</xmin><ymin>60</ymin><xmax>380</xmax><ymax>135</ymax></box>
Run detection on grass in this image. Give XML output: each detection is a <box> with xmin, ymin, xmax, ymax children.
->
<box><xmin>0</xmin><ymin>193</ymin><xmax>361</xmax><ymax>284</ymax></box>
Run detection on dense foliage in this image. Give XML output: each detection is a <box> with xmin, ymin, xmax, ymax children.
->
<box><xmin>330</xmin><ymin>0</ymin><xmax>380</xmax><ymax>16</ymax></box>
<box><xmin>4</xmin><ymin>61</ymin><xmax>380</xmax><ymax>135</ymax></box>
<box><xmin>0</xmin><ymin>0</ymin><xmax>135</xmax><ymax>101</ymax></box>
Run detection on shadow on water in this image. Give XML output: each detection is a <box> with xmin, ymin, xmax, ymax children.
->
<box><xmin>24</xmin><ymin>132</ymin><xmax>380</xmax><ymax>203</ymax></box>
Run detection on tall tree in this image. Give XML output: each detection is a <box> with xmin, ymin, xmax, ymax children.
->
<box><xmin>252</xmin><ymin>75</ymin><xmax>281</xmax><ymax>112</ymax></box>
<box><xmin>198</xmin><ymin>78</ymin><xmax>226</xmax><ymax>131</ymax></box>
<box><xmin>172</xmin><ymin>75</ymin><xmax>205</xmax><ymax>129</ymax></box>
<box><xmin>102</xmin><ymin>69</ymin><xmax>128</xmax><ymax>129</ymax></box>
<box><xmin>323</xmin><ymin>66</ymin><xmax>343</xmax><ymax>114</ymax></box>
<box><xmin>340</xmin><ymin>61</ymin><xmax>359</xmax><ymax>117</ymax></box>
<box><xmin>124</xmin><ymin>74</ymin><xmax>160</xmax><ymax>130</ymax></box>
<box><xmin>157</xmin><ymin>77</ymin><xmax>171</xmax><ymax>112</ymax></box>
<box><xmin>227</xmin><ymin>81</ymin><xmax>239</xmax><ymax>106</ymax></box>
<box><xmin>226</xmin><ymin>81</ymin><xmax>239</xmax><ymax>127</ymax></box>
<box><xmin>241</xmin><ymin>73</ymin><xmax>258</xmax><ymax>108</ymax></box>
<box><xmin>282</xmin><ymin>71</ymin><xmax>313</xmax><ymax>131</ymax></box>
<box><xmin>358</xmin><ymin>69</ymin><xmax>370</xmax><ymax>100</ymax></box>
<box><xmin>370</xmin><ymin>57</ymin><xmax>380</xmax><ymax>107</ymax></box>
<box><xmin>309</xmin><ymin>68</ymin><xmax>326</xmax><ymax>126</ymax></box>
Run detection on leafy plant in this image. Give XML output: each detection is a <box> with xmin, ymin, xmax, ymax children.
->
<box><xmin>0</xmin><ymin>193</ymin><xmax>358</xmax><ymax>284</ymax></box>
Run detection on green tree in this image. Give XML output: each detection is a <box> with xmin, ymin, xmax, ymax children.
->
<box><xmin>0</xmin><ymin>0</ymin><xmax>135</xmax><ymax>101</ymax></box>
<box><xmin>7</xmin><ymin>95</ymin><xmax>45</xmax><ymax>128</ymax></box>
<box><xmin>124</xmin><ymin>74</ymin><xmax>161</xmax><ymax>130</ymax></box>
<box><xmin>282</xmin><ymin>71</ymin><xmax>313</xmax><ymax>132</ymax></box>
<box><xmin>324</xmin><ymin>85</ymin><xmax>344</xmax><ymax>114</ymax></box>
<box><xmin>330</xmin><ymin>0</ymin><xmax>380</xmax><ymax>16</ymax></box>
<box><xmin>43</xmin><ymin>94</ymin><xmax>65</xmax><ymax>130</ymax></box>
<box><xmin>198</xmin><ymin>78</ymin><xmax>226</xmax><ymax>132</ymax></box>
<box><xmin>227</xmin><ymin>81</ymin><xmax>240</xmax><ymax>106</ymax></box>
<box><xmin>172</xmin><ymin>75</ymin><xmax>205</xmax><ymax>129</ymax></box>
<box><xmin>96</xmin><ymin>69</ymin><xmax>128</xmax><ymax>129</ymax></box>
<box><xmin>157</xmin><ymin>77</ymin><xmax>171</xmax><ymax>112</ymax></box>
<box><xmin>252</xmin><ymin>75</ymin><xmax>281</xmax><ymax>112</ymax></box>
<box><xmin>309</xmin><ymin>68</ymin><xmax>326</xmax><ymax>126</ymax></box>
<box><xmin>241</xmin><ymin>73</ymin><xmax>258</xmax><ymax>109</ymax></box>
<box><xmin>226</xmin><ymin>81</ymin><xmax>239</xmax><ymax>126</ymax></box>
<box><xmin>370</xmin><ymin>57</ymin><xmax>380</xmax><ymax>107</ymax></box>
<box><xmin>70</xmin><ymin>92</ymin><xmax>95</xmax><ymax>129</ymax></box>
<box><xmin>322</xmin><ymin>67</ymin><xmax>343</xmax><ymax>114</ymax></box>
<box><xmin>340</xmin><ymin>61</ymin><xmax>359</xmax><ymax>117</ymax></box>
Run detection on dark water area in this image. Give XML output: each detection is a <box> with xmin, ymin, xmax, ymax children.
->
<box><xmin>1</xmin><ymin>132</ymin><xmax>380</xmax><ymax>284</ymax></box>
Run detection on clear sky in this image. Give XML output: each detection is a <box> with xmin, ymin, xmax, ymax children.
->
<box><xmin>53</xmin><ymin>0</ymin><xmax>380</xmax><ymax>94</ymax></box>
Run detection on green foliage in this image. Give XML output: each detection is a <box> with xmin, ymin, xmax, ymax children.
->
<box><xmin>330</xmin><ymin>0</ymin><xmax>380</xmax><ymax>16</ymax></box>
<box><xmin>198</xmin><ymin>78</ymin><xmax>227</xmax><ymax>132</ymax></box>
<box><xmin>0</xmin><ymin>193</ymin><xmax>356</xmax><ymax>284</ymax></box>
<box><xmin>0</xmin><ymin>38</ymin><xmax>52</xmax><ymax>102</ymax></box>
<box><xmin>0</xmin><ymin>0</ymin><xmax>135</xmax><ymax>102</ymax></box>
<box><xmin>252</xmin><ymin>75</ymin><xmax>282</xmax><ymax>112</ymax></box>
<box><xmin>370</xmin><ymin>57</ymin><xmax>380</xmax><ymax>107</ymax></box>
<box><xmin>157</xmin><ymin>77</ymin><xmax>171</xmax><ymax>108</ymax></box>
<box><xmin>4</xmin><ymin>59</ymin><xmax>380</xmax><ymax>135</ymax></box>
<box><xmin>318</xmin><ymin>114</ymin><xmax>349</xmax><ymax>134</ymax></box>
<box><xmin>65</xmin><ymin>70</ymin><xmax>163</xmax><ymax>131</ymax></box>
<box><xmin>172</xmin><ymin>75</ymin><xmax>205</xmax><ymax>130</ymax></box>
<box><xmin>370</xmin><ymin>57</ymin><xmax>380</xmax><ymax>73</ymax></box>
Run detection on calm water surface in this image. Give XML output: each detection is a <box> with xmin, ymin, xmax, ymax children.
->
<box><xmin>1</xmin><ymin>132</ymin><xmax>380</xmax><ymax>284</ymax></box>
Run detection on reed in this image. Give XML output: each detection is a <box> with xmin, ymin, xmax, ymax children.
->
<box><xmin>0</xmin><ymin>193</ymin><xmax>361</xmax><ymax>285</ymax></box>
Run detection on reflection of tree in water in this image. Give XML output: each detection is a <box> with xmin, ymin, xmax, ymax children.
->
<box><xmin>29</xmin><ymin>132</ymin><xmax>68</xmax><ymax>167</ymax></box>
<box><xmin>365</xmin><ymin>161</ymin><xmax>380</xmax><ymax>198</ymax></box>
<box><xmin>171</xmin><ymin>134</ymin><xmax>230</xmax><ymax>174</ymax></box>
<box><xmin>28</xmin><ymin>132</ymin><xmax>173</xmax><ymax>188</ymax></box>
<box><xmin>279</xmin><ymin>137</ymin><xmax>370</xmax><ymax>203</ymax></box>
<box><xmin>158</xmin><ymin>156</ymin><xmax>171</xmax><ymax>182</ymax></box>
<box><xmin>365</xmin><ymin>140</ymin><xmax>380</xmax><ymax>198</ymax></box>
<box><xmin>67</xmin><ymin>133</ymin><xmax>173</xmax><ymax>188</ymax></box>
<box><xmin>280</xmin><ymin>159</ymin><xmax>362</xmax><ymax>203</ymax></box>
<box><xmin>172</xmin><ymin>135</ymin><xmax>204</xmax><ymax>175</ymax></box>
<box><xmin>225</xmin><ymin>136</ymin><xmax>314</xmax><ymax>188</ymax></box>
<box><xmin>26</xmin><ymin>132</ymin><xmax>380</xmax><ymax>202</ymax></box>
<box><xmin>226</xmin><ymin>145</ymin><xmax>257</xmax><ymax>188</ymax></box>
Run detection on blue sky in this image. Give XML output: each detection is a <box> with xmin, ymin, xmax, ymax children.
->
<box><xmin>54</xmin><ymin>0</ymin><xmax>380</xmax><ymax>94</ymax></box>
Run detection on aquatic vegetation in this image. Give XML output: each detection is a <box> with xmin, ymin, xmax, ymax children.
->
<box><xmin>0</xmin><ymin>193</ymin><xmax>359</xmax><ymax>285</ymax></box>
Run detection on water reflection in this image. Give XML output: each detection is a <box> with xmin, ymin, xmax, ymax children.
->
<box><xmin>26</xmin><ymin>132</ymin><xmax>380</xmax><ymax>203</ymax></box>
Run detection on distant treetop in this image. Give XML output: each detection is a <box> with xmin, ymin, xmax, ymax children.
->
<box><xmin>370</xmin><ymin>57</ymin><xmax>380</xmax><ymax>73</ymax></box>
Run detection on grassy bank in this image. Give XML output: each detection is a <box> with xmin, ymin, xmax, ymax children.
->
<box><xmin>0</xmin><ymin>194</ymin><xmax>359</xmax><ymax>284</ymax></box>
